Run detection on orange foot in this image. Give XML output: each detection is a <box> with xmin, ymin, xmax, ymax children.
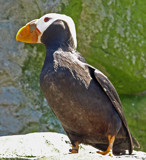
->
<box><xmin>97</xmin><ymin>135</ymin><xmax>115</xmax><ymax>156</ymax></box>
<box><xmin>97</xmin><ymin>150</ymin><xmax>113</xmax><ymax>156</ymax></box>
<box><xmin>69</xmin><ymin>141</ymin><xmax>79</xmax><ymax>153</ymax></box>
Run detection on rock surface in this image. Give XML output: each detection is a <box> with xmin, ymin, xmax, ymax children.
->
<box><xmin>0</xmin><ymin>132</ymin><xmax>145</xmax><ymax>160</ymax></box>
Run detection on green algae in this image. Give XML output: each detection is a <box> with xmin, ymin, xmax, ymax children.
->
<box><xmin>69</xmin><ymin>0</ymin><xmax>146</xmax><ymax>95</ymax></box>
<box><xmin>121</xmin><ymin>94</ymin><xmax>146</xmax><ymax>152</ymax></box>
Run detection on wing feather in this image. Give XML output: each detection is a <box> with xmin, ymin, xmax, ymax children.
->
<box><xmin>87</xmin><ymin>65</ymin><xmax>133</xmax><ymax>154</ymax></box>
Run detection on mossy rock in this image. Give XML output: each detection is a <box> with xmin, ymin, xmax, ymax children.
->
<box><xmin>62</xmin><ymin>0</ymin><xmax>146</xmax><ymax>95</ymax></box>
<box><xmin>121</xmin><ymin>94</ymin><xmax>146</xmax><ymax>152</ymax></box>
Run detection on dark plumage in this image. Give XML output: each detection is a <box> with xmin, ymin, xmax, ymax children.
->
<box><xmin>16</xmin><ymin>13</ymin><xmax>139</xmax><ymax>155</ymax></box>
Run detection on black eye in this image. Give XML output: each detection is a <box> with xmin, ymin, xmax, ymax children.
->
<box><xmin>44</xmin><ymin>17</ymin><xmax>51</xmax><ymax>22</ymax></box>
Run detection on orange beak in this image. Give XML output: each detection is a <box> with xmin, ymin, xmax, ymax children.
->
<box><xmin>16</xmin><ymin>21</ymin><xmax>41</xmax><ymax>43</ymax></box>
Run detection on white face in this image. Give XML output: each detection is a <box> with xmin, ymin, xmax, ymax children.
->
<box><xmin>33</xmin><ymin>13</ymin><xmax>77</xmax><ymax>48</ymax></box>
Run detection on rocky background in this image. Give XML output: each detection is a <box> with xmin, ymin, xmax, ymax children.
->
<box><xmin>0</xmin><ymin>0</ymin><xmax>146</xmax><ymax>152</ymax></box>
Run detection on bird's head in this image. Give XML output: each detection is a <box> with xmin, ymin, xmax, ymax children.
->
<box><xmin>16</xmin><ymin>13</ymin><xmax>77</xmax><ymax>49</ymax></box>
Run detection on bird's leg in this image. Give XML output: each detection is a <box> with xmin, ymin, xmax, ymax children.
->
<box><xmin>97</xmin><ymin>135</ymin><xmax>115</xmax><ymax>156</ymax></box>
<box><xmin>69</xmin><ymin>141</ymin><xmax>79</xmax><ymax>153</ymax></box>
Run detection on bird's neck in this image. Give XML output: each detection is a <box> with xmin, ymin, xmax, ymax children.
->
<box><xmin>41</xmin><ymin>20</ymin><xmax>75</xmax><ymax>51</ymax></box>
<box><xmin>45</xmin><ymin>42</ymin><xmax>70</xmax><ymax>51</ymax></box>
<box><xmin>40</xmin><ymin>48</ymin><xmax>55</xmax><ymax>75</ymax></box>
<box><xmin>44</xmin><ymin>37</ymin><xmax>74</xmax><ymax>53</ymax></box>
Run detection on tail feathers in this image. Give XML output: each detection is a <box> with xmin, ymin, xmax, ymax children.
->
<box><xmin>132</xmin><ymin>136</ymin><xmax>140</xmax><ymax>148</ymax></box>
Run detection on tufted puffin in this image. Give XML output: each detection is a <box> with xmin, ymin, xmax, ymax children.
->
<box><xmin>16</xmin><ymin>13</ymin><xmax>140</xmax><ymax>156</ymax></box>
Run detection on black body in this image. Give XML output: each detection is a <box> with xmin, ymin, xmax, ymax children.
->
<box><xmin>40</xmin><ymin>20</ymin><xmax>139</xmax><ymax>155</ymax></box>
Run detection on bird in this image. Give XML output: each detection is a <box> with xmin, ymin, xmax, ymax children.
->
<box><xmin>16</xmin><ymin>13</ymin><xmax>140</xmax><ymax>156</ymax></box>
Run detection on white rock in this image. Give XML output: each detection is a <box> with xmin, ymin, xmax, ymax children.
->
<box><xmin>0</xmin><ymin>132</ymin><xmax>145</xmax><ymax>160</ymax></box>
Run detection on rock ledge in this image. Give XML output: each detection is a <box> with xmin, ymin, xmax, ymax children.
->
<box><xmin>0</xmin><ymin>132</ymin><xmax>145</xmax><ymax>160</ymax></box>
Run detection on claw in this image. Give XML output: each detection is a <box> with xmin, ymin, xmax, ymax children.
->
<box><xmin>97</xmin><ymin>150</ymin><xmax>113</xmax><ymax>156</ymax></box>
<box><xmin>97</xmin><ymin>135</ymin><xmax>115</xmax><ymax>156</ymax></box>
<box><xmin>69</xmin><ymin>148</ymin><xmax>78</xmax><ymax>153</ymax></box>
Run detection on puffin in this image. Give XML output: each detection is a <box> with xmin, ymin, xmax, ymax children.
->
<box><xmin>16</xmin><ymin>13</ymin><xmax>140</xmax><ymax>156</ymax></box>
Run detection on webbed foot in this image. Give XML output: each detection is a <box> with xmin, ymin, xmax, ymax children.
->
<box><xmin>69</xmin><ymin>141</ymin><xmax>79</xmax><ymax>153</ymax></box>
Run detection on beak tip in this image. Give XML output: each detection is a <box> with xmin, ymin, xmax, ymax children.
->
<box><xmin>16</xmin><ymin>32</ymin><xmax>24</xmax><ymax>42</ymax></box>
<box><xmin>16</xmin><ymin>31</ymin><xmax>21</xmax><ymax>41</ymax></box>
<box><xmin>16</xmin><ymin>36</ymin><xmax>18</xmax><ymax>41</ymax></box>
<box><xmin>16</xmin><ymin>36</ymin><xmax>20</xmax><ymax>42</ymax></box>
